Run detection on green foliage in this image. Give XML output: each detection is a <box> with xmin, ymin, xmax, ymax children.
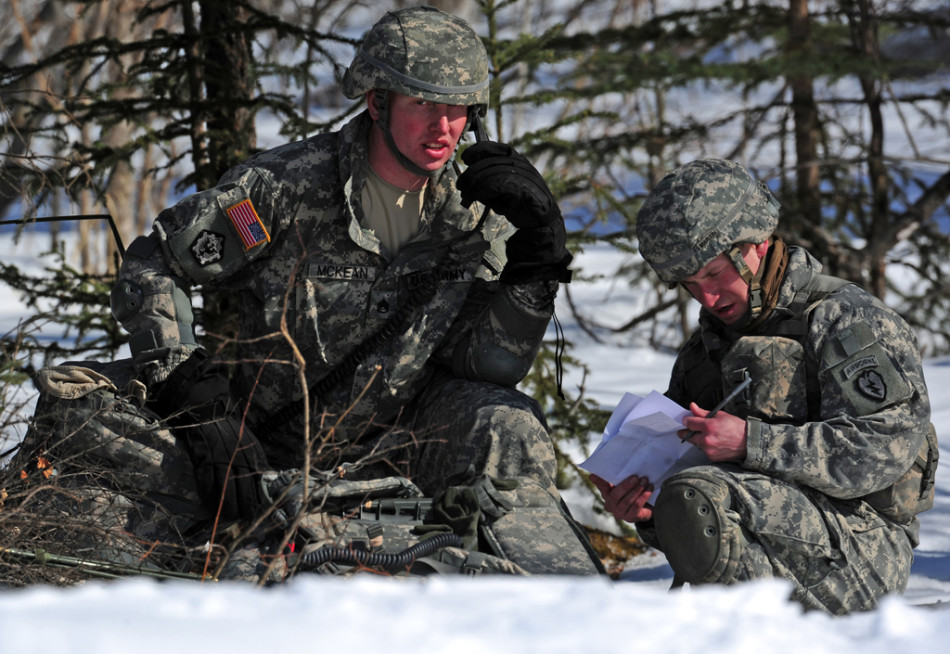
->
<box><xmin>0</xmin><ymin>332</ymin><xmax>30</xmax><ymax>432</ymax></box>
<box><xmin>0</xmin><ymin>246</ymin><xmax>125</xmax><ymax>366</ymax></box>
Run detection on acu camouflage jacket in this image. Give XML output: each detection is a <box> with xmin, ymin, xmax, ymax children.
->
<box><xmin>667</xmin><ymin>246</ymin><xmax>933</xmax><ymax>529</ymax></box>
<box><xmin>115</xmin><ymin>112</ymin><xmax>558</xmax><ymax>461</ymax></box>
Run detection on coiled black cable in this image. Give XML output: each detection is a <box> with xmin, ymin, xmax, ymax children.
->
<box><xmin>297</xmin><ymin>532</ymin><xmax>464</xmax><ymax>572</ymax></box>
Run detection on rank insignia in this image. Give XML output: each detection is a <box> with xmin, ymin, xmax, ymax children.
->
<box><xmin>191</xmin><ymin>230</ymin><xmax>225</xmax><ymax>266</ymax></box>
<box><xmin>226</xmin><ymin>198</ymin><xmax>270</xmax><ymax>250</ymax></box>
<box><xmin>856</xmin><ymin>369</ymin><xmax>887</xmax><ymax>401</ymax></box>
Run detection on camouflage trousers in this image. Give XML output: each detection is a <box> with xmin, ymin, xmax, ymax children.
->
<box><xmin>407</xmin><ymin>375</ymin><xmax>559</xmax><ymax>495</ymax></box>
<box><xmin>401</xmin><ymin>375</ymin><xmax>602</xmax><ymax>575</ymax></box>
<box><xmin>651</xmin><ymin>464</ymin><xmax>915</xmax><ymax>614</ymax></box>
<box><xmin>270</xmin><ymin>374</ymin><xmax>602</xmax><ymax>576</ymax></box>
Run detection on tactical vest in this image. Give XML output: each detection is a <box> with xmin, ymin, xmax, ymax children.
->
<box><xmin>681</xmin><ymin>273</ymin><xmax>938</xmax><ymax>523</ymax></box>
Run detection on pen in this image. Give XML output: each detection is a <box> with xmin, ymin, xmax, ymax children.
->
<box><xmin>682</xmin><ymin>376</ymin><xmax>752</xmax><ymax>442</ymax></box>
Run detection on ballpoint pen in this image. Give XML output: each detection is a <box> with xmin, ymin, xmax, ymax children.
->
<box><xmin>682</xmin><ymin>376</ymin><xmax>752</xmax><ymax>443</ymax></box>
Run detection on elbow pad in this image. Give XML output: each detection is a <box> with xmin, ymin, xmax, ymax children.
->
<box><xmin>112</xmin><ymin>233</ymin><xmax>197</xmax><ymax>365</ymax></box>
<box><xmin>110</xmin><ymin>278</ymin><xmax>144</xmax><ymax>323</ymax></box>
<box><xmin>464</xmin><ymin>342</ymin><xmax>534</xmax><ymax>387</ymax></box>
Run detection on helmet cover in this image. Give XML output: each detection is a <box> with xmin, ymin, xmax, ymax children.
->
<box><xmin>342</xmin><ymin>6</ymin><xmax>489</xmax><ymax>109</ymax></box>
<box><xmin>636</xmin><ymin>159</ymin><xmax>780</xmax><ymax>284</ymax></box>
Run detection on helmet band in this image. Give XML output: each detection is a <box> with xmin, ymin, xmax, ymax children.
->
<box><xmin>355</xmin><ymin>48</ymin><xmax>490</xmax><ymax>98</ymax></box>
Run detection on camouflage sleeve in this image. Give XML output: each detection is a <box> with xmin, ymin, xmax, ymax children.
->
<box><xmin>744</xmin><ymin>286</ymin><xmax>932</xmax><ymax>499</ymax></box>
<box><xmin>112</xmin><ymin>166</ymin><xmax>279</xmax><ymax>384</ymax></box>
<box><xmin>420</xmin><ymin>191</ymin><xmax>558</xmax><ymax>387</ymax></box>
<box><xmin>155</xmin><ymin>166</ymin><xmax>278</xmax><ymax>285</ymax></box>
<box><xmin>112</xmin><ymin>234</ymin><xmax>199</xmax><ymax>384</ymax></box>
<box><xmin>445</xmin><ymin>279</ymin><xmax>558</xmax><ymax>386</ymax></box>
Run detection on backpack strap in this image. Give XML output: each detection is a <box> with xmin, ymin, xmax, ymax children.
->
<box><xmin>769</xmin><ymin>273</ymin><xmax>853</xmax><ymax>340</ymax></box>
<box><xmin>763</xmin><ymin>273</ymin><xmax>853</xmax><ymax>417</ymax></box>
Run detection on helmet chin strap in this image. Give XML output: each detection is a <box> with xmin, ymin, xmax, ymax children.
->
<box><xmin>373</xmin><ymin>91</ymin><xmax>440</xmax><ymax>181</ymax></box>
<box><xmin>725</xmin><ymin>244</ymin><xmax>766</xmax><ymax>322</ymax></box>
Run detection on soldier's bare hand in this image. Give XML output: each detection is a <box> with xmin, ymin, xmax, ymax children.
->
<box><xmin>591</xmin><ymin>474</ymin><xmax>654</xmax><ymax>523</ymax></box>
<box><xmin>681</xmin><ymin>403</ymin><xmax>748</xmax><ymax>462</ymax></box>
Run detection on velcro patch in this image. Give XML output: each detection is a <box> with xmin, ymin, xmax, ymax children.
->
<box><xmin>856</xmin><ymin>369</ymin><xmax>887</xmax><ymax>401</ymax></box>
<box><xmin>226</xmin><ymin>198</ymin><xmax>270</xmax><ymax>250</ymax></box>
<box><xmin>308</xmin><ymin>262</ymin><xmax>376</xmax><ymax>281</ymax></box>
<box><xmin>191</xmin><ymin>230</ymin><xmax>225</xmax><ymax>266</ymax></box>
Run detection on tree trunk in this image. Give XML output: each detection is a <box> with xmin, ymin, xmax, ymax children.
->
<box><xmin>851</xmin><ymin>0</ymin><xmax>889</xmax><ymax>299</ymax></box>
<box><xmin>787</xmin><ymin>0</ymin><xmax>821</xmax><ymax>232</ymax></box>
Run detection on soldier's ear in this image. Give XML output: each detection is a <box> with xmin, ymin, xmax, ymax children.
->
<box><xmin>367</xmin><ymin>90</ymin><xmax>381</xmax><ymax>120</ymax></box>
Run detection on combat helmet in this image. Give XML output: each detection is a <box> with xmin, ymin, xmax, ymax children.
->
<box><xmin>342</xmin><ymin>6</ymin><xmax>489</xmax><ymax>177</ymax></box>
<box><xmin>343</xmin><ymin>6</ymin><xmax>489</xmax><ymax>110</ymax></box>
<box><xmin>637</xmin><ymin>159</ymin><xmax>779</xmax><ymax>286</ymax></box>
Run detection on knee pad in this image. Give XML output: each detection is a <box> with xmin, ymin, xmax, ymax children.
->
<box><xmin>653</xmin><ymin>471</ymin><xmax>747</xmax><ymax>584</ymax></box>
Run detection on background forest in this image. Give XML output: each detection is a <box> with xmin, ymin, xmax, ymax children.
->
<box><xmin>1</xmin><ymin>0</ymin><xmax>949</xmax><ymax>516</ymax></box>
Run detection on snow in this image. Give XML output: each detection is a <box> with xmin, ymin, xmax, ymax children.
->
<box><xmin>1</xmin><ymin>236</ymin><xmax>949</xmax><ymax>652</ymax></box>
<box><xmin>0</xmin><ymin>575</ymin><xmax>944</xmax><ymax>653</ymax></box>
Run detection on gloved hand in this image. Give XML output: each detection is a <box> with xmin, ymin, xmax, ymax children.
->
<box><xmin>457</xmin><ymin>141</ymin><xmax>561</xmax><ymax>228</ymax></box>
<box><xmin>150</xmin><ymin>348</ymin><xmax>269</xmax><ymax>522</ymax></box>
<box><xmin>457</xmin><ymin>141</ymin><xmax>573</xmax><ymax>284</ymax></box>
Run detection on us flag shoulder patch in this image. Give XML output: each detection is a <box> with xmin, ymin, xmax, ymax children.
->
<box><xmin>225</xmin><ymin>198</ymin><xmax>270</xmax><ymax>250</ymax></box>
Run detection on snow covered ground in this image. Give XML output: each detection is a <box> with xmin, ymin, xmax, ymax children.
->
<box><xmin>1</xmin><ymin>236</ymin><xmax>948</xmax><ymax>653</ymax></box>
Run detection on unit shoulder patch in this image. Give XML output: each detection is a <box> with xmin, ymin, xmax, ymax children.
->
<box><xmin>191</xmin><ymin>230</ymin><xmax>225</xmax><ymax>266</ymax></box>
<box><xmin>856</xmin><ymin>369</ymin><xmax>887</xmax><ymax>401</ymax></box>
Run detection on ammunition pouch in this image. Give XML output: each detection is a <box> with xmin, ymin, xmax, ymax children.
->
<box><xmin>862</xmin><ymin>424</ymin><xmax>939</xmax><ymax>523</ymax></box>
<box><xmin>720</xmin><ymin>336</ymin><xmax>808</xmax><ymax>422</ymax></box>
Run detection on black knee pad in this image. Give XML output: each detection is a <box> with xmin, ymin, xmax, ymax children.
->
<box><xmin>653</xmin><ymin>471</ymin><xmax>747</xmax><ymax>584</ymax></box>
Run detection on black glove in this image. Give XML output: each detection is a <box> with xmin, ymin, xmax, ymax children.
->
<box><xmin>457</xmin><ymin>142</ymin><xmax>572</xmax><ymax>283</ymax></box>
<box><xmin>150</xmin><ymin>349</ymin><xmax>269</xmax><ymax>522</ymax></box>
<box><xmin>457</xmin><ymin>141</ymin><xmax>561</xmax><ymax>228</ymax></box>
<box><xmin>501</xmin><ymin>226</ymin><xmax>573</xmax><ymax>284</ymax></box>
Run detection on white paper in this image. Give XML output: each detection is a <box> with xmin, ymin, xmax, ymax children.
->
<box><xmin>580</xmin><ymin>391</ymin><xmax>711</xmax><ymax>486</ymax></box>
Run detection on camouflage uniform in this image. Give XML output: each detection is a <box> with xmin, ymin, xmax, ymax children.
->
<box><xmin>109</xmin><ymin>7</ymin><xmax>601</xmax><ymax>576</ymax></box>
<box><xmin>635</xmin><ymin>159</ymin><xmax>936</xmax><ymax>613</ymax></box>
